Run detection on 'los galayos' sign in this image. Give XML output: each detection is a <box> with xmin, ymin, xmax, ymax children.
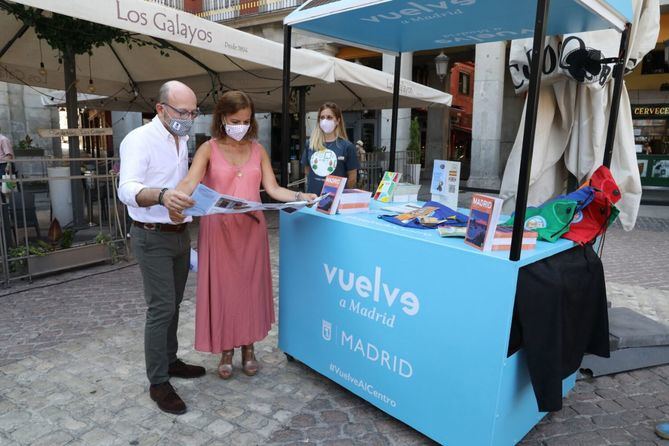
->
<box><xmin>632</xmin><ymin>104</ymin><xmax>669</xmax><ymax>120</ymax></box>
<box><xmin>116</xmin><ymin>0</ymin><xmax>213</xmax><ymax>44</ymax></box>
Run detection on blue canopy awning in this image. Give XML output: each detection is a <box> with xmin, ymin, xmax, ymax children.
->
<box><xmin>284</xmin><ymin>0</ymin><xmax>634</xmax><ymax>53</ymax></box>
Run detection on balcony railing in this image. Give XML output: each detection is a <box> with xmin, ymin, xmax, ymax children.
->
<box><xmin>149</xmin><ymin>0</ymin><xmax>185</xmax><ymax>9</ymax></box>
<box><xmin>199</xmin><ymin>0</ymin><xmax>306</xmax><ymax>23</ymax></box>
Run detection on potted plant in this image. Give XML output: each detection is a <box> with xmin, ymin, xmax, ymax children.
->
<box><xmin>406</xmin><ymin>117</ymin><xmax>422</xmax><ymax>184</ymax></box>
<box><xmin>13</xmin><ymin>135</ymin><xmax>44</xmax><ymax>157</ymax></box>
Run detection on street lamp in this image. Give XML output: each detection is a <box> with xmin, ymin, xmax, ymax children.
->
<box><xmin>434</xmin><ymin>51</ymin><xmax>450</xmax><ymax>81</ymax></box>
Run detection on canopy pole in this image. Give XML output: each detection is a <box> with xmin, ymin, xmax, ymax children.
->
<box><xmin>298</xmin><ymin>86</ymin><xmax>307</xmax><ymax>185</ymax></box>
<box><xmin>280</xmin><ymin>25</ymin><xmax>292</xmax><ymax>188</ymax></box>
<box><xmin>603</xmin><ymin>23</ymin><xmax>631</xmax><ymax>169</ymax></box>
<box><xmin>389</xmin><ymin>54</ymin><xmax>401</xmax><ymax>172</ymax></box>
<box><xmin>510</xmin><ymin>0</ymin><xmax>550</xmax><ymax>261</ymax></box>
<box><xmin>63</xmin><ymin>44</ymin><xmax>85</xmax><ymax>227</ymax></box>
<box><xmin>0</xmin><ymin>23</ymin><xmax>29</xmax><ymax>59</ymax></box>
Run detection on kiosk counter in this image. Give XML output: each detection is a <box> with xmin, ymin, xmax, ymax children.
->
<box><xmin>279</xmin><ymin>205</ymin><xmax>575</xmax><ymax>446</ymax></box>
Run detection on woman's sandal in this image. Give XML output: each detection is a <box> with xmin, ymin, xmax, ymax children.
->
<box><xmin>218</xmin><ymin>350</ymin><xmax>234</xmax><ymax>380</ymax></box>
<box><xmin>241</xmin><ymin>344</ymin><xmax>259</xmax><ymax>376</ymax></box>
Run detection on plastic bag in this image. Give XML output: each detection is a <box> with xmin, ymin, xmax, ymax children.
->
<box><xmin>189</xmin><ymin>248</ymin><xmax>198</xmax><ymax>272</ymax></box>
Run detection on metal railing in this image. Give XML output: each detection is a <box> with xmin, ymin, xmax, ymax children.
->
<box><xmin>357</xmin><ymin>150</ymin><xmax>421</xmax><ymax>192</ymax></box>
<box><xmin>149</xmin><ymin>0</ymin><xmax>185</xmax><ymax>9</ymax></box>
<box><xmin>0</xmin><ymin>157</ymin><xmax>128</xmax><ymax>287</ymax></box>
<box><xmin>199</xmin><ymin>0</ymin><xmax>305</xmax><ymax>22</ymax></box>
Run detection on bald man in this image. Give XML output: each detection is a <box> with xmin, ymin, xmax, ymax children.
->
<box><xmin>118</xmin><ymin>81</ymin><xmax>204</xmax><ymax>415</ymax></box>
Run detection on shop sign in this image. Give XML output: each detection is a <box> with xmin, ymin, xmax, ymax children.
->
<box><xmin>38</xmin><ymin>128</ymin><xmax>113</xmax><ymax>138</ymax></box>
<box><xmin>631</xmin><ymin>104</ymin><xmax>669</xmax><ymax>120</ymax></box>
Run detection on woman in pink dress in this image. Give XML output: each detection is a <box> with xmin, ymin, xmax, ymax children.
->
<box><xmin>171</xmin><ymin>91</ymin><xmax>316</xmax><ymax>379</ymax></box>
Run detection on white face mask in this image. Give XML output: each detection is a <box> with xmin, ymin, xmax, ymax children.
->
<box><xmin>224</xmin><ymin>122</ymin><xmax>250</xmax><ymax>141</ymax></box>
<box><xmin>319</xmin><ymin>118</ymin><xmax>337</xmax><ymax>134</ymax></box>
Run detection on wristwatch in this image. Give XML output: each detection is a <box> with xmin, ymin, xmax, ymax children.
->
<box><xmin>158</xmin><ymin>188</ymin><xmax>169</xmax><ymax>206</ymax></box>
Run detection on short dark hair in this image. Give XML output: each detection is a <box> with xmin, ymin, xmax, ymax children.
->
<box><xmin>211</xmin><ymin>90</ymin><xmax>258</xmax><ymax>141</ymax></box>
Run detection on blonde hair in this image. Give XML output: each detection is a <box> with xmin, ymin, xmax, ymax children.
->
<box><xmin>310</xmin><ymin>102</ymin><xmax>348</xmax><ymax>151</ymax></box>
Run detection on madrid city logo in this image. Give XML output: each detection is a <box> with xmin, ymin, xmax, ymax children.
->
<box><xmin>322</xmin><ymin>320</ymin><xmax>332</xmax><ymax>341</ymax></box>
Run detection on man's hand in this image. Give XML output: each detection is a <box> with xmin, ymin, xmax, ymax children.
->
<box><xmin>168</xmin><ymin>208</ymin><xmax>186</xmax><ymax>224</ymax></box>
<box><xmin>162</xmin><ymin>189</ymin><xmax>195</xmax><ymax>213</ymax></box>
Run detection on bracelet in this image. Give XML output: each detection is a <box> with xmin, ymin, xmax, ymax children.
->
<box><xmin>295</xmin><ymin>191</ymin><xmax>302</xmax><ymax>201</ymax></box>
<box><xmin>158</xmin><ymin>188</ymin><xmax>168</xmax><ymax>206</ymax></box>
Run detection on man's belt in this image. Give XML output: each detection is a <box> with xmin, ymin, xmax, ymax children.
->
<box><xmin>132</xmin><ymin>221</ymin><xmax>187</xmax><ymax>233</ymax></box>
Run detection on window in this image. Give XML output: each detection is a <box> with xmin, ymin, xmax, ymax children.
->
<box><xmin>458</xmin><ymin>72</ymin><xmax>471</xmax><ymax>96</ymax></box>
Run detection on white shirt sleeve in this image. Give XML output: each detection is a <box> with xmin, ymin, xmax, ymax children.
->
<box><xmin>118</xmin><ymin>132</ymin><xmax>149</xmax><ymax>208</ymax></box>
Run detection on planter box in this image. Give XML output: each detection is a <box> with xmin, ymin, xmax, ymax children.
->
<box><xmin>28</xmin><ymin>244</ymin><xmax>111</xmax><ymax>276</ymax></box>
<box><xmin>15</xmin><ymin>149</ymin><xmax>45</xmax><ymax>157</ymax></box>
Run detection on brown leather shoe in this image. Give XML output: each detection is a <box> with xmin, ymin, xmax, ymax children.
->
<box><xmin>149</xmin><ymin>382</ymin><xmax>187</xmax><ymax>415</ymax></box>
<box><xmin>168</xmin><ymin>359</ymin><xmax>206</xmax><ymax>379</ymax></box>
<box><xmin>241</xmin><ymin>344</ymin><xmax>259</xmax><ymax>376</ymax></box>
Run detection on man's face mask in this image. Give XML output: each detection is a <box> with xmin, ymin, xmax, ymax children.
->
<box><xmin>161</xmin><ymin>103</ymin><xmax>198</xmax><ymax>137</ymax></box>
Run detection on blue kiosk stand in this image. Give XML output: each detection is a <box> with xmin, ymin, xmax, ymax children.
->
<box><xmin>278</xmin><ymin>1</ymin><xmax>633</xmax><ymax>444</ymax></box>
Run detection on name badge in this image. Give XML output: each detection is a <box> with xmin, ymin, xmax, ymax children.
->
<box><xmin>338</xmin><ymin>156</ymin><xmax>346</xmax><ymax>161</ymax></box>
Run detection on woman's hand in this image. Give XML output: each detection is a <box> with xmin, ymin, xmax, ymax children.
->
<box><xmin>303</xmin><ymin>193</ymin><xmax>319</xmax><ymax>207</ymax></box>
<box><xmin>169</xmin><ymin>208</ymin><xmax>186</xmax><ymax>224</ymax></box>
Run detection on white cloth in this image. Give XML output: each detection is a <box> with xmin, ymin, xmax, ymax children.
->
<box><xmin>501</xmin><ymin>0</ymin><xmax>659</xmax><ymax>230</ymax></box>
<box><xmin>118</xmin><ymin>116</ymin><xmax>192</xmax><ymax>224</ymax></box>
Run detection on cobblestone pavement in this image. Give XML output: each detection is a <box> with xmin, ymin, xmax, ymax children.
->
<box><xmin>2</xmin><ymin>211</ymin><xmax>669</xmax><ymax>445</ymax></box>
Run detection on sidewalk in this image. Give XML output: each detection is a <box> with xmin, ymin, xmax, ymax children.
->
<box><xmin>1</xmin><ymin>207</ymin><xmax>669</xmax><ymax>445</ymax></box>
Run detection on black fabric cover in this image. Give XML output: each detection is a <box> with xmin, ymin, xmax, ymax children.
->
<box><xmin>507</xmin><ymin>244</ymin><xmax>610</xmax><ymax>412</ymax></box>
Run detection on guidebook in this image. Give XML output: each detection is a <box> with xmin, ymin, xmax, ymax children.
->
<box><xmin>317</xmin><ymin>175</ymin><xmax>347</xmax><ymax>215</ymax></box>
<box><xmin>464</xmin><ymin>194</ymin><xmax>504</xmax><ymax>251</ymax></box>
<box><xmin>373</xmin><ymin>171</ymin><xmax>402</xmax><ymax>202</ymax></box>
<box><xmin>184</xmin><ymin>183</ymin><xmax>319</xmax><ymax>216</ymax></box>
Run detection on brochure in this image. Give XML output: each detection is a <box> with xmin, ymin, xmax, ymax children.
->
<box><xmin>394</xmin><ymin>206</ymin><xmax>438</xmax><ymax>224</ymax></box>
<box><xmin>380</xmin><ymin>203</ymin><xmax>422</xmax><ymax>214</ymax></box>
<box><xmin>184</xmin><ymin>183</ymin><xmax>319</xmax><ymax>217</ymax></box>
<box><xmin>491</xmin><ymin>226</ymin><xmax>538</xmax><ymax>251</ymax></box>
<box><xmin>338</xmin><ymin>189</ymin><xmax>372</xmax><ymax>214</ymax></box>
<box><xmin>373</xmin><ymin>171</ymin><xmax>402</xmax><ymax>202</ymax></box>
<box><xmin>317</xmin><ymin>175</ymin><xmax>347</xmax><ymax>215</ymax></box>
<box><xmin>430</xmin><ymin>160</ymin><xmax>460</xmax><ymax>210</ymax></box>
<box><xmin>393</xmin><ymin>183</ymin><xmax>421</xmax><ymax>202</ymax></box>
<box><xmin>464</xmin><ymin>194</ymin><xmax>504</xmax><ymax>251</ymax></box>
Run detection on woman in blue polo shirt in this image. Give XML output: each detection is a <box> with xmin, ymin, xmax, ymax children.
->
<box><xmin>301</xmin><ymin>102</ymin><xmax>360</xmax><ymax>195</ymax></box>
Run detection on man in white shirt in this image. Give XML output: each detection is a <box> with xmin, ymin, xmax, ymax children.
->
<box><xmin>0</xmin><ymin>127</ymin><xmax>13</xmax><ymax>175</ymax></box>
<box><xmin>118</xmin><ymin>80</ymin><xmax>204</xmax><ymax>415</ymax></box>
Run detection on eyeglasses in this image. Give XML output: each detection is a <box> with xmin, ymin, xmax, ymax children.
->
<box><xmin>161</xmin><ymin>103</ymin><xmax>201</xmax><ymax>119</ymax></box>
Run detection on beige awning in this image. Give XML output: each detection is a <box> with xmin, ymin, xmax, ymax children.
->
<box><xmin>1</xmin><ymin>0</ymin><xmax>450</xmax><ymax>112</ymax></box>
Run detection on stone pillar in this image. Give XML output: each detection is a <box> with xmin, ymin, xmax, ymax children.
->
<box><xmin>426</xmin><ymin>107</ymin><xmax>449</xmax><ymax>169</ymax></box>
<box><xmin>0</xmin><ymin>83</ymin><xmax>10</xmax><ymax>143</ymax></box>
<box><xmin>380</xmin><ymin>52</ymin><xmax>413</xmax><ymax>153</ymax></box>
<box><xmin>255</xmin><ymin>113</ymin><xmax>271</xmax><ymax>154</ymax></box>
<box><xmin>467</xmin><ymin>42</ymin><xmax>506</xmax><ymax>190</ymax></box>
<box><xmin>111</xmin><ymin>111</ymin><xmax>143</xmax><ymax>157</ymax></box>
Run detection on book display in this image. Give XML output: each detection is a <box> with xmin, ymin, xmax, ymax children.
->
<box><xmin>373</xmin><ymin>171</ymin><xmax>402</xmax><ymax>202</ymax></box>
<box><xmin>317</xmin><ymin>175</ymin><xmax>347</xmax><ymax>215</ymax></box>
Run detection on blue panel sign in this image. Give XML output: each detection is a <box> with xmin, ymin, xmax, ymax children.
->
<box><xmin>285</xmin><ymin>0</ymin><xmax>633</xmax><ymax>53</ymax></box>
<box><xmin>279</xmin><ymin>208</ymin><xmax>575</xmax><ymax>445</ymax></box>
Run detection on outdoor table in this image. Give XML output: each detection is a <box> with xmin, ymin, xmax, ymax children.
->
<box><xmin>279</xmin><ymin>203</ymin><xmax>577</xmax><ymax>445</ymax></box>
